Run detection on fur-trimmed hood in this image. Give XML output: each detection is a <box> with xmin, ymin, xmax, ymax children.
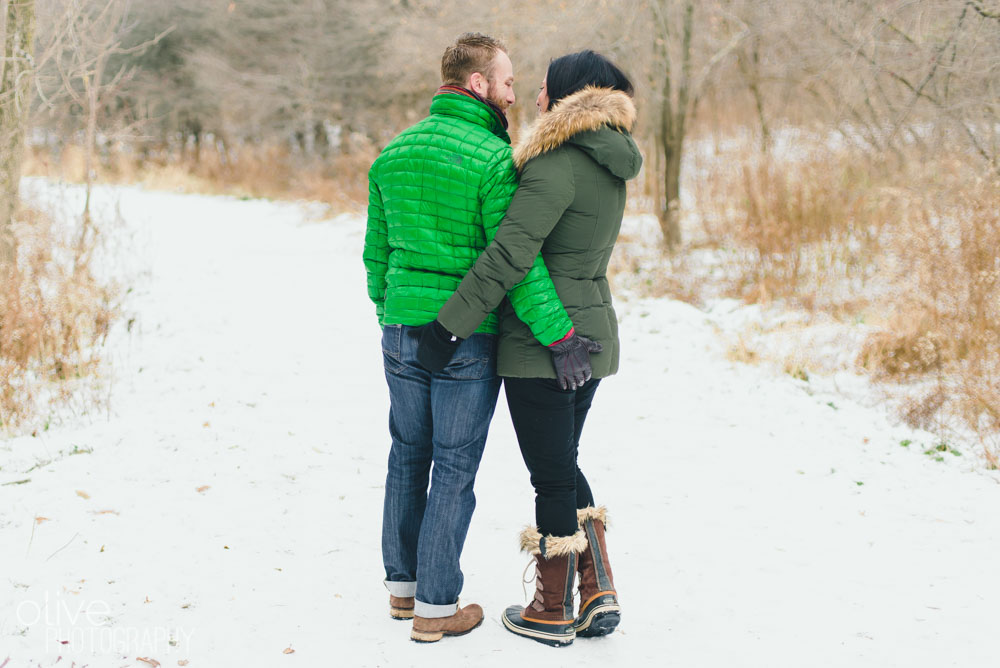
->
<box><xmin>513</xmin><ymin>86</ymin><xmax>641</xmax><ymax>180</ymax></box>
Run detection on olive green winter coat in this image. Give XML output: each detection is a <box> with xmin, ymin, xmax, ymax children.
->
<box><xmin>437</xmin><ymin>87</ymin><xmax>643</xmax><ymax>378</ymax></box>
<box><xmin>364</xmin><ymin>91</ymin><xmax>573</xmax><ymax>345</ymax></box>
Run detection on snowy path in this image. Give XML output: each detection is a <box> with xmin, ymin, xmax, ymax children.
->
<box><xmin>2</xmin><ymin>185</ymin><xmax>999</xmax><ymax>667</ymax></box>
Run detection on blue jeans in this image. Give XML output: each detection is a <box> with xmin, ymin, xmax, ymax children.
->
<box><xmin>380</xmin><ymin>324</ymin><xmax>501</xmax><ymax>618</ymax></box>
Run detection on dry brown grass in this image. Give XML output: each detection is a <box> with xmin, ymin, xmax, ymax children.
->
<box><xmin>26</xmin><ymin>142</ymin><xmax>374</xmax><ymax>209</ymax></box>
<box><xmin>0</xmin><ymin>204</ymin><xmax>122</xmax><ymax>433</ymax></box>
<box><xmin>691</xmin><ymin>137</ymin><xmax>1000</xmax><ymax>465</ymax></box>
<box><xmin>694</xmin><ymin>141</ymin><xmax>899</xmax><ymax>309</ymax></box>
<box><xmin>726</xmin><ymin>335</ymin><xmax>760</xmax><ymax>365</ymax></box>
<box><xmin>862</xmin><ymin>172</ymin><xmax>1000</xmax><ymax>466</ymax></box>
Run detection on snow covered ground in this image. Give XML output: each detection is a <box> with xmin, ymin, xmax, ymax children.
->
<box><xmin>2</xmin><ymin>183</ymin><xmax>999</xmax><ymax>668</ymax></box>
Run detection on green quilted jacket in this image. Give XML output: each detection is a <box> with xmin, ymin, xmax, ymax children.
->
<box><xmin>437</xmin><ymin>87</ymin><xmax>643</xmax><ymax>378</ymax></box>
<box><xmin>364</xmin><ymin>90</ymin><xmax>573</xmax><ymax>344</ymax></box>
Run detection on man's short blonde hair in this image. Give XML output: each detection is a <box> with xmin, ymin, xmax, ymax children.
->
<box><xmin>440</xmin><ymin>32</ymin><xmax>508</xmax><ymax>86</ymax></box>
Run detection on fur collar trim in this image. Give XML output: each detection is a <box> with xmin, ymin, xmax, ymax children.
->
<box><xmin>513</xmin><ymin>86</ymin><xmax>636</xmax><ymax>169</ymax></box>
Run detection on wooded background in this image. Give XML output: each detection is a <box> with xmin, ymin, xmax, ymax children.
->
<box><xmin>4</xmin><ymin>0</ymin><xmax>999</xmax><ymax>243</ymax></box>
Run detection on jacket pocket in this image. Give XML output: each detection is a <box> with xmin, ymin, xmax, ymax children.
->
<box><xmin>443</xmin><ymin>333</ymin><xmax>497</xmax><ymax>380</ymax></box>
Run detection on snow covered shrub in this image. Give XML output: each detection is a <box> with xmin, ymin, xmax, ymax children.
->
<box><xmin>0</xmin><ymin>205</ymin><xmax>121</xmax><ymax>433</ymax></box>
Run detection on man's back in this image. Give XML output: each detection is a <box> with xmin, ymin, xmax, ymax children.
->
<box><xmin>364</xmin><ymin>91</ymin><xmax>516</xmax><ymax>333</ymax></box>
<box><xmin>369</xmin><ymin>33</ymin><xmax>570</xmax><ymax>644</ymax></box>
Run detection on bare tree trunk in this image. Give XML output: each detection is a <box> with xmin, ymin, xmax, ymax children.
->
<box><xmin>656</xmin><ymin>0</ymin><xmax>693</xmax><ymax>250</ymax></box>
<box><xmin>83</xmin><ymin>60</ymin><xmax>103</xmax><ymax>224</ymax></box>
<box><xmin>738</xmin><ymin>37</ymin><xmax>770</xmax><ymax>154</ymax></box>
<box><xmin>649</xmin><ymin>128</ymin><xmax>662</xmax><ymax>215</ymax></box>
<box><xmin>313</xmin><ymin>120</ymin><xmax>328</xmax><ymax>157</ymax></box>
<box><xmin>661</xmin><ymin>121</ymin><xmax>683</xmax><ymax>246</ymax></box>
<box><xmin>0</xmin><ymin>0</ymin><xmax>35</xmax><ymax>266</ymax></box>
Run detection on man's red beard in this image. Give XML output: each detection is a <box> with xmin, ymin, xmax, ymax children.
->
<box><xmin>486</xmin><ymin>83</ymin><xmax>509</xmax><ymax>112</ymax></box>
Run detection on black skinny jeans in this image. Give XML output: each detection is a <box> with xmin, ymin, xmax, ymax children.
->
<box><xmin>503</xmin><ymin>377</ymin><xmax>601</xmax><ymax>537</ymax></box>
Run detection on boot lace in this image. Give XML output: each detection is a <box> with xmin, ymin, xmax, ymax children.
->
<box><xmin>521</xmin><ymin>557</ymin><xmax>537</xmax><ymax>602</ymax></box>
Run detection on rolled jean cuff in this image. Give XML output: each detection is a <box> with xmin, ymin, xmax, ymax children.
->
<box><xmin>383</xmin><ymin>580</ymin><xmax>417</xmax><ymax>598</ymax></box>
<box><xmin>414</xmin><ymin>599</ymin><xmax>458</xmax><ymax>619</ymax></box>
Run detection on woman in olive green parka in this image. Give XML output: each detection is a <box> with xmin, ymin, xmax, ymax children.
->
<box><xmin>436</xmin><ymin>85</ymin><xmax>641</xmax><ymax>379</ymax></box>
<box><xmin>426</xmin><ymin>51</ymin><xmax>642</xmax><ymax>647</ymax></box>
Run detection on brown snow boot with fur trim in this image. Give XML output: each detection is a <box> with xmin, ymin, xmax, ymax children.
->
<box><xmin>501</xmin><ymin>526</ymin><xmax>587</xmax><ymax>647</ymax></box>
<box><xmin>575</xmin><ymin>506</ymin><xmax>621</xmax><ymax>637</ymax></box>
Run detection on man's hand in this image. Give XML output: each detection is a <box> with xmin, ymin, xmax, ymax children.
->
<box><xmin>548</xmin><ymin>332</ymin><xmax>603</xmax><ymax>391</ymax></box>
<box><xmin>410</xmin><ymin>320</ymin><xmax>464</xmax><ymax>373</ymax></box>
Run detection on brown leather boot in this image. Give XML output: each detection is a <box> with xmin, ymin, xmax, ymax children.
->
<box><xmin>410</xmin><ymin>603</ymin><xmax>484</xmax><ymax>642</ymax></box>
<box><xmin>389</xmin><ymin>595</ymin><xmax>414</xmax><ymax>620</ymax></box>
<box><xmin>501</xmin><ymin>526</ymin><xmax>587</xmax><ymax>647</ymax></box>
<box><xmin>575</xmin><ymin>506</ymin><xmax>621</xmax><ymax>637</ymax></box>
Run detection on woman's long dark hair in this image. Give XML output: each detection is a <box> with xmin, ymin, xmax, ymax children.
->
<box><xmin>545</xmin><ymin>50</ymin><xmax>634</xmax><ymax>106</ymax></box>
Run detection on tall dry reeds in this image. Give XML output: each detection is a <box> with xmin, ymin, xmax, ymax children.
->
<box><xmin>692</xmin><ymin>136</ymin><xmax>1000</xmax><ymax>465</ymax></box>
<box><xmin>857</xmin><ymin>170</ymin><xmax>1000</xmax><ymax>466</ymax></box>
<box><xmin>694</xmin><ymin>140</ymin><xmax>899</xmax><ymax>310</ymax></box>
<box><xmin>0</xmin><ymin>204</ymin><xmax>121</xmax><ymax>433</ymax></box>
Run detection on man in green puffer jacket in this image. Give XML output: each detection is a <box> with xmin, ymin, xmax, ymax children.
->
<box><xmin>363</xmin><ymin>33</ymin><xmax>575</xmax><ymax>643</ymax></box>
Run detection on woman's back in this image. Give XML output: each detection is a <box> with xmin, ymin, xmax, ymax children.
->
<box><xmin>497</xmin><ymin>87</ymin><xmax>642</xmax><ymax>379</ymax></box>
